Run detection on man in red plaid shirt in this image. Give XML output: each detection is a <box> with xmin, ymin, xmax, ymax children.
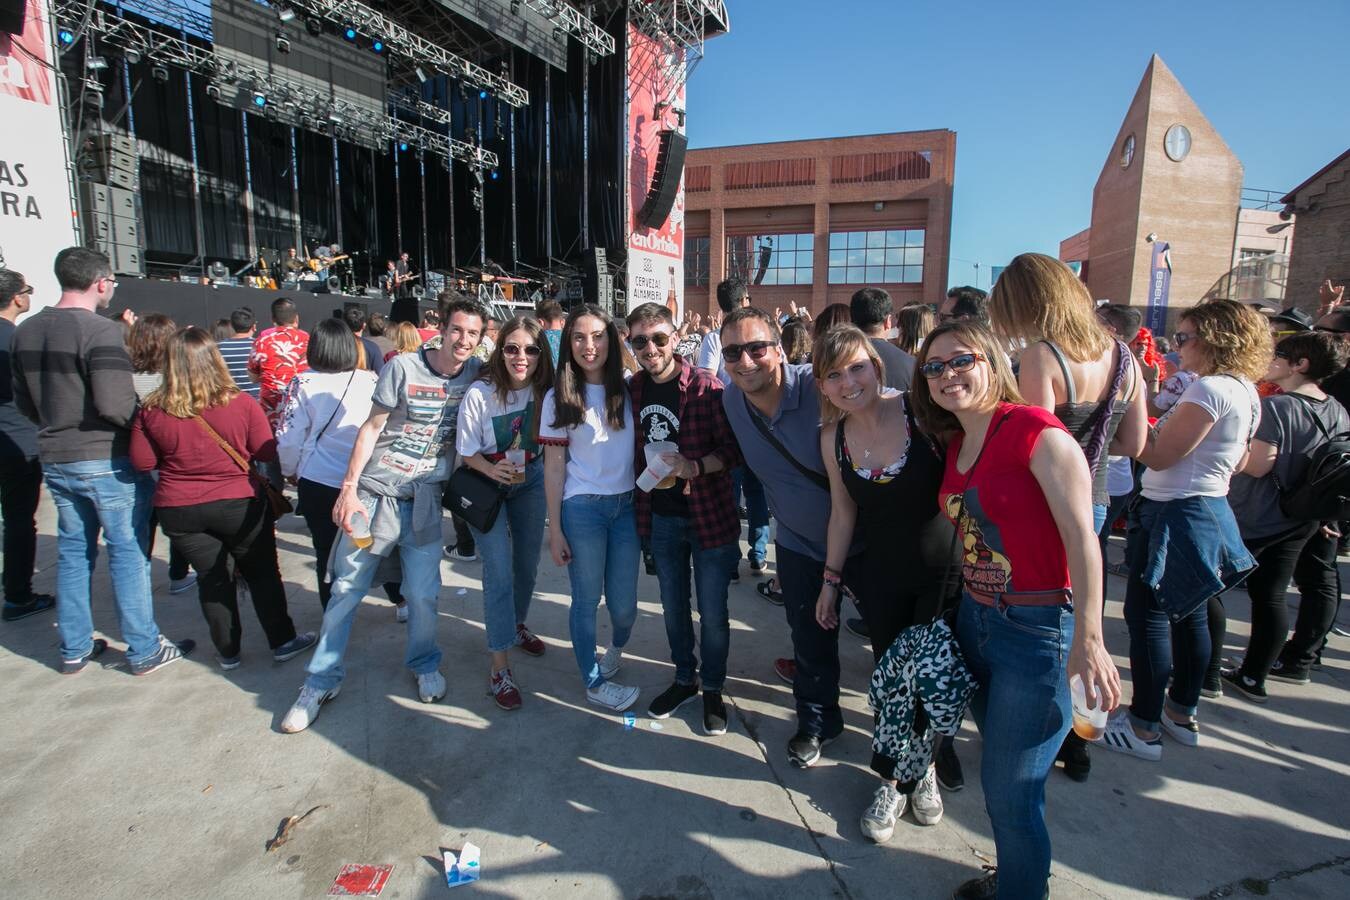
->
<box><xmin>626</xmin><ymin>302</ymin><xmax>743</xmax><ymax>736</ymax></box>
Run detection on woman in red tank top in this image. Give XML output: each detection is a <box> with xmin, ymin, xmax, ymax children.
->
<box><xmin>911</xmin><ymin>321</ymin><xmax>1120</xmax><ymax>900</ymax></box>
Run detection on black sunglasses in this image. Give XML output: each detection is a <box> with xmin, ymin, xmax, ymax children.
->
<box><xmin>1172</xmin><ymin>332</ymin><xmax>1195</xmax><ymax>347</ymax></box>
<box><xmin>502</xmin><ymin>343</ymin><xmax>542</xmax><ymax>357</ymax></box>
<box><xmin>1273</xmin><ymin>350</ymin><xmax>1291</xmax><ymax>360</ymax></box>
<box><xmin>919</xmin><ymin>352</ymin><xmax>985</xmax><ymax>379</ymax></box>
<box><xmin>1315</xmin><ymin>325</ymin><xmax>1350</xmax><ymax>335</ymax></box>
<box><xmin>17</xmin><ymin>285</ymin><xmax>33</xmax><ymax>296</ymax></box>
<box><xmin>721</xmin><ymin>341</ymin><xmax>776</xmax><ymax>364</ymax></box>
<box><xmin>629</xmin><ymin>332</ymin><xmax>672</xmax><ymax>351</ymax></box>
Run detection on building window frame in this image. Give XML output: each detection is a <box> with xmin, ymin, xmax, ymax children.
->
<box><xmin>725</xmin><ymin>232</ymin><xmax>815</xmax><ymax>286</ymax></box>
<box><xmin>827</xmin><ymin>228</ymin><xmax>925</xmax><ymax>285</ymax></box>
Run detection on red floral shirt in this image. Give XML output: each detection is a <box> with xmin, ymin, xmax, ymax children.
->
<box><xmin>248</xmin><ymin>325</ymin><xmax>309</xmax><ymax>428</ymax></box>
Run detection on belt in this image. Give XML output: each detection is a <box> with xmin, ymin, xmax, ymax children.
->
<box><xmin>967</xmin><ymin>588</ymin><xmax>1071</xmax><ymax>608</ymax></box>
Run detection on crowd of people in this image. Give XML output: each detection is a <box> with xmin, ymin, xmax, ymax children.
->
<box><xmin>2</xmin><ymin>246</ymin><xmax>1347</xmax><ymax>900</ymax></box>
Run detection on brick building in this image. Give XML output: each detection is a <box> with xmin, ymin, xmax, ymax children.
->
<box><xmin>1280</xmin><ymin>149</ymin><xmax>1350</xmax><ymax>310</ymax></box>
<box><xmin>682</xmin><ymin>131</ymin><xmax>955</xmax><ymax>316</ymax></box>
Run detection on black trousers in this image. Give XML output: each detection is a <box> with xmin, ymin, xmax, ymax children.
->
<box><xmin>1281</xmin><ymin>525</ymin><xmax>1342</xmax><ymax>671</ymax></box>
<box><xmin>0</xmin><ymin>456</ymin><xmax>41</xmax><ymax>602</ymax></box>
<box><xmin>148</xmin><ymin>510</ymin><xmax>191</xmax><ymax>581</ymax></box>
<box><xmin>157</xmin><ymin>496</ymin><xmax>297</xmax><ymax>658</ymax></box>
<box><xmin>1226</xmin><ymin>523</ymin><xmax>1318</xmax><ymax>686</ymax></box>
<box><xmin>296</xmin><ymin>478</ymin><xmax>402</xmax><ymax>610</ymax></box>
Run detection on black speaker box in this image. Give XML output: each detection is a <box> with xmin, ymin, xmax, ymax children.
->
<box><xmin>636</xmin><ymin>129</ymin><xmax>687</xmax><ymax>230</ymax></box>
<box><xmin>0</xmin><ymin>0</ymin><xmax>25</xmax><ymax>36</ymax></box>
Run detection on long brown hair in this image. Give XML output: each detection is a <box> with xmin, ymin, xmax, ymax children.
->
<box><xmin>128</xmin><ymin>313</ymin><xmax>177</xmax><ymax>373</ymax></box>
<box><xmin>910</xmin><ymin>321</ymin><xmax>1024</xmax><ymax>444</ymax></box>
<box><xmin>896</xmin><ymin>304</ymin><xmax>935</xmax><ymax>355</ymax></box>
<box><xmin>989</xmin><ymin>252</ymin><xmax>1110</xmax><ymax>362</ymax></box>
<box><xmin>481</xmin><ymin>316</ymin><xmax>555</xmax><ymax>407</ymax></box>
<box><xmin>811</xmin><ymin>302</ymin><xmax>853</xmax><ymax>341</ymax></box>
<box><xmin>144</xmin><ymin>326</ymin><xmax>239</xmax><ymax>417</ymax></box>
<box><xmin>1180</xmin><ymin>299</ymin><xmax>1272</xmax><ymax>381</ymax></box>
<box><xmin>550</xmin><ymin>304</ymin><xmax>628</xmax><ymax>430</ymax></box>
<box><xmin>812</xmin><ymin>325</ymin><xmax>883</xmax><ymax>424</ymax></box>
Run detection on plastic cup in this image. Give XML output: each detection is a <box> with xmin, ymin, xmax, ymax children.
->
<box><xmin>505</xmin><ymin>449</ymin><xmax>526</xmax><ymax>484</ymax></box>
<box><xmin>1070</xmin><ymin>674</ymin><xmax>1108</xmax><ymax>741</ymax></box>
<box><xmin>350</xmin><ymin>509</ymin><xmax>373</xmax><ymax>550</ymax></box>
<box><xmin>637</xmin><ymin>441</ymin><xmax>679</xmax><ymax>492</ymax></box>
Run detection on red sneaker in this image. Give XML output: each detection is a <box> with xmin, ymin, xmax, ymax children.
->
<box><xmin>489</xmin><ymin>668</ymin><xmax>523</xmax><ymax>711</ymax></box>
<box><xmin>773</xmin><ymin>657</ymin><xmax>796</xmax><ymax>685</ymax></box>
<box><xmin>515</xmin><ymin>624</ymin><xmax>546</xmax><ymax>657</ymax></box>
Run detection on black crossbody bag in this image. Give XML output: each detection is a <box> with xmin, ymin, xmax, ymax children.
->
<box><xmin>443</xmin><ymin>466</ymin><xmax>506</xmax><ymax>532</ymax></box>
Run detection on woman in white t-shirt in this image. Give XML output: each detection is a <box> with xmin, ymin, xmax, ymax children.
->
<box><xmin>540</xmin><ymin>304</ymin><xmax>641</xmax><ymax>712</ymax></box>
<box><xmin>1102</xmin><ymin>300</ymin><xmax>1270</xmax><ymax>762</ymax></box>
<box><xmin>276</xmin><ymin>320</ymin><xmax>388</xmax><ymax>612</ymax></box>
<box><xmin>455</xmin><ymin>317</ymin><xmax>556</xmax><ymax>711</ymax></box>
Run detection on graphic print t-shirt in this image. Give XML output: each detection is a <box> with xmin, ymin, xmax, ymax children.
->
<box><xmin>640</xmin><ymin>375</ymin><xmax>689</xmax><ymax>518</ymax></box>
<box><xmin>938</xmin><ymin>403</ymin><xmax>1072</xmax><ymax>595</ymax></box>
<box><xmin>456</xmin><ymin>381</ymin><xmax>541</xmax><ymax>462</ymax></box>
<box><xmin>360</xmin><ymin>349</ymin><xmax>481</xmax><ymax>496</ymax></box>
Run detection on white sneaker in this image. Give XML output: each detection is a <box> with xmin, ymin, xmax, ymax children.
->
<box><xmin>416</xmin><ymin>669</ymin><xmax>447</xmax><ymax>703</ymax></box>
<box><xmin>599</xmin><ymin>646</ymin><xmax>623</xmax><ymax>680</ymax></box>
<box><xmin>586</xmin><ymin>680</ymin><xmax>639</xmax><ymax>711</ymax></box>
<box><xmin>860</xmin><ymin>782</ymin><xmax>905</xmax><ymax>843</ymax></box>
<box><xmin>169</xmin><ymin>573</ymin><xmax>197</xmax><ymax>595</ymax></box>
<box><xmin>910</xmin><ymin>765</ymin><xmax>944</xmax><ymax>826</ymax></box>
<box><xmin>1160</xmin><ymin>713</ymin><xmax>1201</xmax><ymax>747</ymax></box>
<box><xmin>1099</xmin><ymin>711</ymin><xmax>1162</xmax><ymax>761</ymax></box>
<box><xmin>281</xmin><ymin>684</ymin><xmax>339</xmax><ymax>733</ymax></box>
<box><xmin>395</xmin><ymin>603</ymin><xmax>408</xmax><ymax>624</ymax></box>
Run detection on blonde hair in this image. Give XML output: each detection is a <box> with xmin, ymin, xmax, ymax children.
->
<box><xmin>990</xmin><ymin>252</ymin><xmax>1110</xmax><ymax>362</ymax></box>
<box><xmin>812</xmin><ymin>325</ymin><xmax>885</xmax><ymax>424</ymax></box>
<box><xmin>910</xmin><ymin>321</ymin><xmax>1024</xmax><ymax>443</ymax></box>
<box><xmin>1180</xmin><ymin>299</ymin><xmax>1272</xmax><ymax>381</ymax></box>
<box><xmin>391</xmin><ymin>321</ymin><xmax>422</xmax><ymax>354</ymax></box>
<box><xmin>144</xmin><ymin>326</ymin><xmax>239</xmax><ymax>417</ymax></box>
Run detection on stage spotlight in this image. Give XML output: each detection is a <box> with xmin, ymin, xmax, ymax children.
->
<box><xmin>371</xmin><ymin>37</ymin><xmax>385</xmax><ymax>54</ymax></box>
<box><xmin>490</xmin><ymin>169</ymin><xmax>499</xmax><ymax>180</ymax></box>
<box><xmin>478</xmin><ymin>89</ymin><xmax>488</xmax><ymax>100</ymax></box>
<box><xmin>252</xmin><ymin>91</ymin><xmax>267</xmax><ymax>108</ymax></box>
<box><xmin>124</xmin><ymin>48</ymin><xmax>142</xmax><ymax>64</ymax></box>
<box><xmin>86</xmin><ymin>55</ymin><xmax>108</xmax><ymax>71</ymax></box>
<box><xmin>305</xmin><ymin>16</ymin><xmax>323</xmax><ymax>37</ymax></box>
<box><xmin>205</xmin><ymin>83</ymin><xmax>221</xmax><ymax>100</ymax></box>
<box><xmin>58</xmin><ymin>28</ymin><xmax>74</xmax><ymax>45</ymax></box>
<box><xmin>277</xmin><ymin>6</ymin><xmax>296</xmax><ymax>23</ymax></box>
<box><xmin>82</xmin><ymin>87</ymin><xmax>104</xmax><ymax>109</ymax></box>
<box><xmin>328</xmin><ymin>109</ymin><xmax>343</xmax><ymax>125</ymax></box>
<box><xmin>510</xmin><ymin>0</ymin><xmax>521</xmax><ymax>13</ymax></box>
<box><xmin>151</xmin><ymin>63</ymin><xmax>169</xmax><ymax>83</ymax></box>
<box><xmin>343</xmin><ymin>24</ymin><xmax>357</xmax><ymax>41</ymax></box>
<box><xmin>276</xmin><ymin>32</ymin><xmax>291</xmax><ymax>54</ymax></box>
<box><xmin>415</xmin><ymin>66</ymin><xmax>428</xmax><ymax>83</ymax></box>
<box><xmin>398</xmin><ymin>141</ymin><xmax>408</xmax><ymax>152</ymax></box>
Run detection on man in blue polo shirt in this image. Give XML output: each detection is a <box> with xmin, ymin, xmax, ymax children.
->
<box><xmin>720</xmin><ymin>306</ymin><xmax>861</xmax><ymax>768</ymax></box>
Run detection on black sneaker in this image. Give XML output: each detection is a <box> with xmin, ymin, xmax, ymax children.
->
<box><xmin>729</xmin><ymin>564</ymin><xmax>740</xmax><ymax>584</ymax></box>
<box><xmin>642</xmin><ymin>549</ymin><xmax>657</xmax><ymax>576</ymax></box>
<box><xmin>749</xmin><ymin>558</ymin><xmax>768</xmax><ymax>576</ymax></box>
<box><xmin>703</xmin><ymin>691</ymin><xmax>728</xmax><ymax>736</ymax></box>
<box><xmin>1268</xmin><ymin>660</ymin><xmax>1311</xmax><ymax>685</ymax></box>
<box><xmin>1200</xmin><ymin>675</ymin><xmax>1223</xmax><ymax>699</ymax></box>
<box><xmin>131</xmin><ymin>638</ymin><xmax>196</xmax><ymax>676</ymax></box>
<box><xmin>1220</xmin><ymin>667</ymin><xmax>1268</xmax><ymax>704</ymax></box>
<box><xmin>935</xmin><ymin>736</ymin><xmax>964</xmax><ymax>791</ymax></box>
<box><xmin>647</xmin><ymin>681</ymin><xmax>700</xmax><ymax>719</ymax></box>
<box><xmin>1056</xmin><ymin>731</ymin><xmax>1091</xmax><ymax>782</ymax></box>
<box><xmin>61</xmin><ymin>638</ymin><xmax>108</xmax><ymax>675</ymax></box>
<box><xmin>787</xmin><ymin>731</ymin><xmax>836</xmax><ymax>768</ymax></box>
<box><xmin>844</xmin><ymin>617</ymin><xmax>869</xmax><ymax>639</ymax></box>
<box><xmin>2</xmin><ymin>593</ymin><xmax>56</xmax><ymax>622</ymax></box>
<box><xmin>953</xmin><ymin>867</ymin><xmax>1000</xmax><ymax>900</ymax></box>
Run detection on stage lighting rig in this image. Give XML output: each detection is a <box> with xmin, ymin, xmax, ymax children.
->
<box><xmin>519</xmin><ymin>2</ymin><xmax>616</xmax><ymax>57</ymax></box>
<box><xmin>252</xmin><ymin>91</ymin><xmax>268</xmax><ymax>108</ymax></box>
<box><xmin>277</xmin><ymin>6</ymin><xmax>296</xmax><ymax>23</ymax></box>
<box><xmin>205</xmin><ymin>83</ymin><xmax>221</xmax><ymax>100</ymax></box>
<box><xmin>124</xmin><ymin>48</ymin><xmax>141</xmax><ymax>64</ymax></box>
<box><xmin>276</xmin><ymin>32</ymin><xmax>291</xmax><ymax>53</ymax></box>
<box><xmin>86</xmin><ymin>55</ymin><xmax>108</xmax><ymax>71</ymax></box>
<box><xmin>305</xmin><ymin>16</ymin><xmax>323</xmax><ymax>36</ymax></box>
<box><xmin>371</xmin><ymin>36</ymin><xmax>385</xmax><ymax>54</ymax></box>
<box><xmin>58</xmin><ymin>27</ymin><xmax>75</xmax><ymax>45</ymax></box>
<box><xmin>151</xmin><ymin>63</ymin><xmax>169</xmax><ymax>82</ymax></box>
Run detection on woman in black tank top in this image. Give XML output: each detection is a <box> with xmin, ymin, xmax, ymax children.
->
<box><xmin>813</xmin><ymin>326</ymin><xmax>961</xmax><ymax>845</ymax></box>
<box><xmin>989</xmin><ymin>253</ymin><xmax>1148</xmax><ymax>782</ymax></box>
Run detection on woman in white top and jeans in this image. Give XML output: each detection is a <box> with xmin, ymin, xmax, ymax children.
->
<box><xmin>277</xmin><ymin>320</ymin><xmax>402</xmax><ymax>615</ymax></box>
<box><xmin>540</xmin><ymin>305</ymin><xmax>641</xmax><ymax>712</ymax></box>
<box><xmin>455</xmin><ymin>316</ymin><xmax>555</xmax><ymax>711</ymax></box>
<box><xmin>1102</xmin><ymin>300</ymin><xmax>1269</xmax><ymax>761</ymax></box>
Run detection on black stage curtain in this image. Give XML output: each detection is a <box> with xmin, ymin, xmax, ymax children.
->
<box><xmin>297</xmin><ymin>131</ymin><xmax>337</xmax><ymax>251</ymax></box>
<box><xmin>424</xmin><ymin>159</ymin><xmax>452</xmax><ymax>273</ymax></box>
<box><xmin>192</xmin><ymin>80</ymin><xmax>249</xmax><ymax>266</ymax></box>
<box><xmin>248</xmin><ymin>118</ymin><xmax>296</xmax><ymax>256</ymax></box>
<box><xmin>513</xmin><ymin>50</ymin><xmax>549</xmax><ymax>267</ymax></box>
<box><xmin>550</xmin><ymin>43</ymin><xmax>584</xmax><ymax>262</ymax></box>
<box><xmin>395</xmin><ymin>147</ymin><xmax>421</xmax><ymax>262</ymax></box>
<box><xmin>339</xmin><ymin>143</ymin><xmax>384</xmax><ymax>283</ymax></box>
<box><xmin>126</xmin><ymin>62</ymin><xmax>197</xmax><ymax>264</ymax></box>
<box><xmin>589</xmin><ymin>10</ymin><xmax>625</xmax><ymax>258</ymax></box>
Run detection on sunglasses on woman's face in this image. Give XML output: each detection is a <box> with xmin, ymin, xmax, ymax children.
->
<box><xmin>721</xmin><ymin>341</ymin><xmax>776</xmax><ymax>364</ymax></box>
<box><xmin>1172</xmin><ymin>331</ymin><xmax>1195</xmax><ymax>347</ymax></box>
<box><xmin>629</xmin><ymin>331</ymin><xmax>672</xmax><ymax>351</ymax></box>
<box><xmin>1273</xmin><ymin>350</ymin><xmax>1291</xmax><ymax>361</ymax></box>
<box><xmin>919</xmin><ymin>352</ymin><xmax>985</xmax><ymax>379</ymax></box>
<box><xmin>502</xmin><ymin>343</ymin><xmax>541</xmax><ymax>357</ymax></box>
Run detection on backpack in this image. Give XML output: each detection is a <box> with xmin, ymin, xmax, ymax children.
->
<box><xmin>1276</xmin><ymin>395</ymin><xmax>1350</xmax><ymax>521</ymax></box>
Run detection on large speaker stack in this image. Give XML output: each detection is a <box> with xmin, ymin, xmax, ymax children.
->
<box><xmin>583</xmin><ymin>246</ymin><xmax>615</xmax><ymax>311</ymax></box>
<box><xmin>81</xmin><ymin>135</ymin><xmax>144</xmax><ymax>276</ymax></box>
<box><xmin>636</xmin><ymin>129</ymin><xmax>688</xmax><ymax>230</ymax></box>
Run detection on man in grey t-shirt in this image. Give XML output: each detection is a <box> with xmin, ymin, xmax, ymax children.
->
<box><xmin>282</xmin><ymin>297</ymin><xmax>485</xmax><ymax>733</ymax></box>
<box><xmin>850</xmin><ymin>287</ymin><xmax>915</xmax><ymax>391</ymax></box>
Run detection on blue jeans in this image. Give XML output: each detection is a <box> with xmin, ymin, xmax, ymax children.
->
<box><xmin>956</xmin><ymin>592</ymin><xmax>1073</xmax><ymax>900</ymax></box>
<box><xmin>471</xmin><ymin>461</ymin><xmax>546</xmax><ymax>653</ymax></box>
<box><xmin>305</xmin><ymin>498</ymin><xmax>443</xmax><ymax>691</ymax></box>
<box><xmin>43</xmin><ymin>458</ymin><xmax>161</xmax><ymax>664</ymax></box>
<box><xmin>650</xmin><ymin>513</ymin><xmax>738</xmax><ymax>691</ymax></box>
<box><xmin>731</xmin><ymin>466</ymin><xmax>769</xmax><ymax>566</ymax></box>
<box><xmin>561</xmin><ymin>492</ymin><xmax>640</xmax><ymax>688</ymax></box>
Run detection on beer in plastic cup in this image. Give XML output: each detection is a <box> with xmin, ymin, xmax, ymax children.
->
<box><xmin>1070</xmin><ymin>674</ymin><xmax>1108</xmax><ymax>741</ymax></box>
<box><xmin>637</xmin><ymin>441</ymin><xmax>679</xmax><ymax>492</ymax></box>
<box><xmin>505</xmin><ymin>449</ymin><xmax>526</xmax><ymax>484</ymax></box>
<box><xmin>350</xmin><ymin>509</ymin><xmax>373</xmax><ymax>550</ymax></box>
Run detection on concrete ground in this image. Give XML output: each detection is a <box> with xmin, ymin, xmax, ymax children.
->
<box><xmin>1</xmin><ymin>496</ymin><xmax>1348</xmax><ymax>900</ymax></box>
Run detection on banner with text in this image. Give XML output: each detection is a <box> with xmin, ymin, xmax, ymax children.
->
<box><xmin>0</xmin><ymin>0</ymin><xmax>77</xmax><ymax>313</ymax></box>
<box><xmin>625</xmin><ymin>21</ymin><xmax>684</xmax><ymax>319</ymax></box>
<box><xmin>1146</xmin><ymin>240</ymin><xmax>1172</xmax><ymax>336</ymax></box>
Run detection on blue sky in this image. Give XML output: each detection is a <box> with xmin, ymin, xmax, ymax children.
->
<box><xmin>685</xmin><ymin>0</ymin><xmax>1350</xmax><ymax>290</ymax></box>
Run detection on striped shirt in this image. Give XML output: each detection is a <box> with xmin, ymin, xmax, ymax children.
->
<box><xmin>217</xmin><ymin>337</ymin><xmax>259</xmax><ymax>399</ymax></box>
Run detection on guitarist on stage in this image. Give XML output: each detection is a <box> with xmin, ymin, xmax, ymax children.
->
<box><xmin>395</xmin><ymin>252</ymin><xmax>416</xmax><ymax>299</ymax></box>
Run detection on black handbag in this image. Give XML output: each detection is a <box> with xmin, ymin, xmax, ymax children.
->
<box><xmin>442</xmin><ymin>465</ymin><xmax>506</xmax><ymax>532</ymax></box>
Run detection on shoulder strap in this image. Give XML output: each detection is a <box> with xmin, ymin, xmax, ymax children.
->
<box><xmin>313</xmin><ymin>371</ymin><xmax>357</xmax><ymax>444</ymax></box>
<box><xmin>1041</xmin><ymin>341</ymin><xmax>1076</xmax><ymax>405</ymax></box>
<box><xmin>743</xmin><ymin>394</ymin><xmax>830</xmax><ymax>491</ymax></box>
<box><xmin>194</xmin><ymin>414</ymin><xmax>252</xmax><ymax>475</ymax></box>
<box><xmin>1283</xmin><ymin>392</ymin><xmax>1334</xmax><ymax>443</ymax></box>
<box><xmin>833</xmin><ymin>417</ymin><xmax>847</xmax><ymax>469</ymax></box>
